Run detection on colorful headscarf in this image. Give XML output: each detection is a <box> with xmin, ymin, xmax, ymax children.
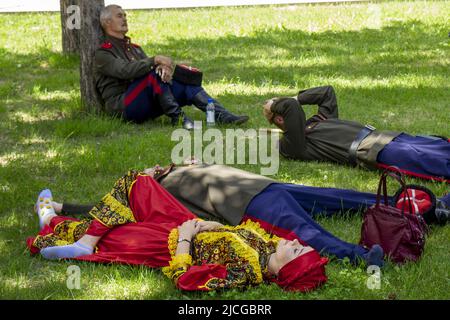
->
<box><xmin>272</xmin><ymin>250</ymin><xmax>329</xmax><ymax>292</ymax></box>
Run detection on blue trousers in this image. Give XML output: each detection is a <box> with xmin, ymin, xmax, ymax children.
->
<box><xmin>246</xmin><ymin>183</ymin><xmax>449</xmax><ymax>262</ymax></box>
<box><xmin>377</xmin><ymin>133</ymin><xmax>450</xmax><ymax>181</ymax></box>
<box><xmin>123</xmin><ymin>71</ymin><xmax>203</xmax><ymax>123</ymax></box>
<box><xmin>246</xmin><ymin>183</ymin><xmax>386</xmax><ymax>262</ymax></box>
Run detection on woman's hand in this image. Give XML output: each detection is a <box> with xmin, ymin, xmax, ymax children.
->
<box><xmin>143</xmin><ymin>164</ymin><xmax>163</xmax><ymax>177</ymax></box>
<box><xmin>198</xmin><ymin>221</ymin><xmax>224</xmax><ymax>232</ymax></box>
<box><xmin>178</xmin><ymin>219</ymin><xmax>201</xmax><ymax>240</ymax></box>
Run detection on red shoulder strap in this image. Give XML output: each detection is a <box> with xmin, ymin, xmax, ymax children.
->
<box><xmin>101</xmin><ymin>42</ymin><xmax>113</xmax><ymax>49</ymax></box>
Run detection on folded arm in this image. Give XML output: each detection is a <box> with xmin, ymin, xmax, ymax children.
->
<box><xmin>271</xmin><ymin>98</ymin><xmax>309</xmax><ymax>159</ymax></box>
<box><xmin>297</xmin><ymin>85</ymin><xmax>339</xmax><ymax>119</ymax></box>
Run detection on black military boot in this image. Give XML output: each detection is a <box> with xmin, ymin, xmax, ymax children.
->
<box><xmin>192</xmin><ymin>90</ymin><xmax>249</xmax><ymax>125</ymax></box>
<box><xmin>158</xmin><ymin>88</ymin><xmax>194</xmax><ymax>130</ymax></box>
<box><xmin>435</xmin><ymin>199</ymin><xmax>450</xmax><ymax>225</ymax></box>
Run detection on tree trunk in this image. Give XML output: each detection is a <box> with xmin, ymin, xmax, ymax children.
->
<box><xmin>60</xmin><ymin>0</ymin><xmax>80</xmax><ymax>54</ymax></box>
<box><xmin>79</xmin><ymin>0</ymin><xmax>105</xmax><ymax>113</ymax></box>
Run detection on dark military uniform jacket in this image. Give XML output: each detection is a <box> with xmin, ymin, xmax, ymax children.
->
<box><xmin>271</xmin><ymin>89</ymin><xmax>400</xmax><ymax>168</ymax></box>
<box><xmin>62</xmin><ymin>164</ymin><xmax>275</xmax><ymax>226</ymax></box>
<box><xmin>94</xmin><ymin>35</ymin><xmax>155</xmax><ymax>116</ymax></box>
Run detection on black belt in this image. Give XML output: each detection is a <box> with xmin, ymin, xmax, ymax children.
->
<box><xmin>348</xmin><ymin>125</ymin><xmax>376</xmax><ymax>167</ymax></box>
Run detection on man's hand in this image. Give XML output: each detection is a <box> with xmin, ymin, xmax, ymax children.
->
<box><xmin>263</xmin><ymin>98</ymin><xmax>276</xmax><ymax>124</ymax></box>
<box><xmin>156</xmin><ymin>64</ymin><xmax>173</xmax><ymax>83</ymax></box>
<box><xmin>154</xmin><ymin>55</ymin><xmax>173</xmax><ymax>67</ymax></box>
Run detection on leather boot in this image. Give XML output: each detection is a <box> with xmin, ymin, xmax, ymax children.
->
<box><xmin>435</xmin><ymin>199</ymin><xmax>450</xmax><ymax>225</ymax></box>
<box><xmin>158</xmin><ymin>88</ymin><xmax>194</xmax><ymax>130</ymax></box>
<box><xmin>192</xmin><ymin>90</ymin><xmax>249</xmax><ymax>124</ymax></box>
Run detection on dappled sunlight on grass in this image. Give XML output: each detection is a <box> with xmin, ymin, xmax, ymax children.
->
<box><xmin>3</xmin><ymin>276</ymin><xmax>35</xmax><ymax>291</ymax></box>
<box><xmin>31</xmin><ymin>89</ymin><xmax>79</xmax><ymax>102</ymax></box>
<box><xmin>86</xmin><ymin>276</ymin><xmax>166</xmax><ymax>299</ymax></box>
<box><xmin>11</xmin><ymin>110</ymin><xmax>58</xmax><ymax>124</ymax></box>
<box><xmin>0</xmin><ymin>152</ymin><xmax>27</xmax><ymax>167</ymax></box>
<box><xmin>207</xmin><ymin>82</ymin><xmax>295</xmax><ymax>97</ymax></box>
<box><xmin>20</xmin><ymin>137</ymin><xmax>47</xmax><ymax>145</ymax></box>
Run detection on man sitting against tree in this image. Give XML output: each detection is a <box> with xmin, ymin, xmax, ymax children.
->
<box><xmin>94</xmin><ymin>4</ymin><xmax>249</xmax><ymax>129</ymax></box>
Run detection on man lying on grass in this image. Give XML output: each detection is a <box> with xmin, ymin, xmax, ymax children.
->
<box><xmin>95</xmin><ymin>4</ymin><xmax>248</xmax><ymax>130</ymax></box>
<box><xmin>262</xmin><ymin>86</ymin><xmax>450</xmax><ymax>183</ymax></box>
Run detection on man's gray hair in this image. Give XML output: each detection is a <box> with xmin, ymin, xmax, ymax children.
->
<box><xmin>100</xmin><ymin>4</ymin><xmax>122</xmax><ymax>30</ymax></box>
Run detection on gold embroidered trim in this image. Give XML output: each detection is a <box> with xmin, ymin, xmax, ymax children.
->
<box><xmin>162</xmin><ymin>253</ymin><xmax>193</xmax><ymax>281</ymax></box>
<box><xmin>167</xmin><ymin>228</ymin><xmax>179</xmax><ymax>257</ymax></box>
<box><xmin>195</xmin><ymin>232</ymin><xmax>263</xmax><ymax>284</ymax></box>
<box><xmin>235</xmin><ymin>220</ymin><xmax>281</xmax><ymax>243</ymax></box>
<box><xmin>32</xmin><ymin>234</ymin><xmax>70</xmax><ymax>249</ymax></box>
<box><xmin>89</xmin><ymin>193</ymin><xmax>136</xmax><ymax>228</ymax></box>
<box><xmin>197</xmin><ymin>277</ymin><xmax>218</xmax><ymax>290</ymax></box>
<box><xmin>103</xmin><ymin>193</ymin><xmax>136</xmax><ymax>222</ymax></box>
<box><xmin>53</xmin><ymin>219</ymin><xmax>91</xmax><ymax>243</ymax></box>
<box><xmin>127</xmin><ymin>172</ymin><xmax>149</xmax><ymax>199</ymax></box>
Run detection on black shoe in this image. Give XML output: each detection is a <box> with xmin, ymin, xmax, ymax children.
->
<box><xmin>435</xmin><ymin>200</ymin><xmax>450</xmax><ymax>225</ymax></box>
<box><xmin>192</xmin><ymin>90</ymin><xmax>249</xmax><ymax>125</ymax></box>
<box><xmin>171</xmin><ymin>113</ymin><xmax>194</xmax><ymax>130</ymax></box>
<box><xmin>362</xmin><ymin>244</ymin><xmax>384</xmax><ymax>267</ymax></box>
<box><xmin>217</xmin><ymin>113</ymin><xmax>249</xmax><ymax>125</ymax></box>
<box><xmin>158</xmin><ymin>87</ymin><xmax>189</xmax><ymax>125</ymax></box>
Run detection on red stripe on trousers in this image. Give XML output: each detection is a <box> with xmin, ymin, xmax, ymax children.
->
<box><xmin>124</xmin><ymin>73</ymin><xmax>162</xmax><ymax>106</ymax></box>
<box><xmin>376</xmin><ymin>163</ymin><xmax>449</xmax><ymax>183</ymax></box>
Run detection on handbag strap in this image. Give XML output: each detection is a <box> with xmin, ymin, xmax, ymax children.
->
<box><xmin>375</xmin><ymin>169</ymin><xmax>393</xmax><ymax>206</ymax></box>
<box><xmin>375</xmin><ymin>166</ymin><xmax>414</xmax><ymax>215</ymax></box>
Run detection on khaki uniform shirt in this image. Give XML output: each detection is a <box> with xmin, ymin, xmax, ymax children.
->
<box><xmin>94</xmin><ymin>35</ymin><xmax>155</xmax><ymax>116</ymax></box>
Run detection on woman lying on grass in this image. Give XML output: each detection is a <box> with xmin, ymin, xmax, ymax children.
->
<box><xmin>28</xmin><ymin>170</ymin><xmax>329</xmax><ymax>292</ymax></box>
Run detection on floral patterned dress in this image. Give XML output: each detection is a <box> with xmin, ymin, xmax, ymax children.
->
<box><xmin>164</xmin><ymin>220</ymin><xmax>280</xmax><ymax>291</ymax></box>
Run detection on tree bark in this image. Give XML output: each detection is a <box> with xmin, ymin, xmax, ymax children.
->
<box><xmin>79</xmin><ymin>0</ymin><xmax>105</xmax><ymax>113</ymax></box>
<box><xmin>60</xmin><ymin>0</ymin><xmax>80</xmax><ymax>54</ymax></box>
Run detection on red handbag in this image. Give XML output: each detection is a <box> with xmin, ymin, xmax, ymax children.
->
<box><xmin>359</xmin><ymin>168</ymin><xmax>428</xmax><ymax>264</ymax></box>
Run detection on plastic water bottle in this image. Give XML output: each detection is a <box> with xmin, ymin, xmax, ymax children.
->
<box><xmin>206</xmin><ymin>98</ymin><xmax>215</xmax><ymax>127</ymax></box>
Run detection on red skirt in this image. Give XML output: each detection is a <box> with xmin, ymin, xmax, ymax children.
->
<box><xmin>27</xmin><ymin>175</ymin><xmax>197</xmax><ymax>268</ymax></box>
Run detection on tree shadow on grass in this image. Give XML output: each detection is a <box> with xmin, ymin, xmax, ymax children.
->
<box><xmin>143</xmin><ymin>20</ymin><xmax>448</xmax><ymax>85</ymax></box>
<box><xmin>0</xmin><ymin>18</ymin><xmax>448</xmax><ymax>194</ymax></box>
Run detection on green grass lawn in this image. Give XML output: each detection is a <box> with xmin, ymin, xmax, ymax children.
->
<box><xmin>0</xmin><ymin>0</ymin><xmax>449</xmax><ymax>300</ymax></box>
